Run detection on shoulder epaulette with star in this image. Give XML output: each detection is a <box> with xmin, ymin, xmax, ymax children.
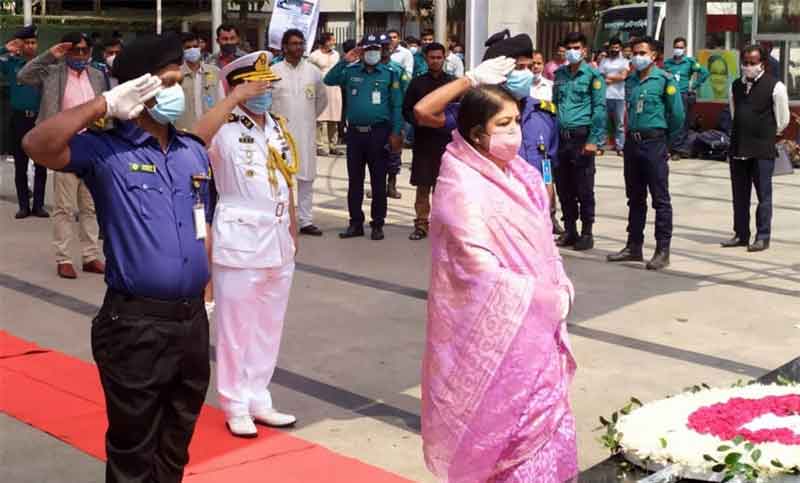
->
<box><xmin>240</xmin><ymin>116</ymin><xmax>254</xmax><ymax>129</ymax></box>
<box><xmin>227</xmin><ymin>113</ymin><xmax>239</xmax><ymax>123</ymax></box>
<box><xmin>537</xmin><ymin>100</ymin><xmax>557</xmax><ymax>115</ymax></box>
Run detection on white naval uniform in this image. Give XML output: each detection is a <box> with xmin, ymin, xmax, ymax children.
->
<box><xmin>271</xmin><ymin>59</ymin><xmax>328</xmax><ymax>229</ymax></box>
<box><xmin>209</xmin><ymin>107</ymin><xmax>296</xmax><ymax>418</ymax></box>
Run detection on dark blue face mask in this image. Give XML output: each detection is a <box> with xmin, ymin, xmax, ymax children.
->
<box><xmin>66</xmin><ymin>57</ymin><xmax>87</xmax><ymax>71</ymax></box>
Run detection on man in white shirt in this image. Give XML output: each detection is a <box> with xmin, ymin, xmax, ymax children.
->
<box><xmin>444</xmin><ymin>34</ymin><xmax>465</xmax><ymax>77</ymax></box>
<box><xmin>271</xmin><ymin>29</ymin><xmax>328</xmax><ymax>236</ymax></box>
<box><xmin>598</xmin><ymin>37</ymin><xmax>629</xmax><ymax>155</ymax></box>
<box><xmin>387</xmin><ymin>29</ymin><xmax>414</xmax><ymax>77</ymax></box>
<box><xmin>529</xmin><ymin>49</ymin><xmax>553</xmax><ymax>101</ymax></box>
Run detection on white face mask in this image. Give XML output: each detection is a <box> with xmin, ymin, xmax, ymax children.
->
<box><xmin>364</xmin><ymin>50</ymin><xmax>381</xmax><ymax>66</ymax></box>
<box><xmin>742</xmin><ymin>64</ymin><xmax>763</xmax><ymax>80</ymax></box>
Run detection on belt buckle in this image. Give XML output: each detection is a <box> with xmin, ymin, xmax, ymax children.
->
<box><xmin>275</xmin><ymin>202</ymin><xmax>286</xmax><ymax>217</ymax></box>
<box><xmin>25</xmin><ymin>110</ymin><xmax>35</xmax><ymax>118</ymax></box>
<box><xmin>633</xmin><ymin>131</ymin><xmax>642</xmax><ymax>143</ymax></box>
<box><xmin>356</xmin><ymin>126</ymin><xmax>371</xmax><ymax>133</ymax></box>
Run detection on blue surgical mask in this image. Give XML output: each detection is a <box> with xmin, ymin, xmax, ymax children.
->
<box><xmin>673</xmin><ymin>48</ymin><xmax>685</xmax><ymax>58</ymax></box>
<box><xmin>245</xmin><ymin>91</ymin><xmax>273</xmax><ymax>114</ymax></box>
<box><xmin>184</xmin><ymin>47</ymin><xmax>202</xmax><ymax>63</ymax></box>
<box><xmin>147</xmin><ymin>84</ymin><xmax>185</xmax><ymax>125</ymax></box>
<box><xmin>409</xmin><ymin>46</ymin><xmax>418</xmax><ymax>55</ymax></box>
<box><xmin>66</xmin><ymin>58</ymin><xmax>87</xmax><ymax>71</ymax></box>
<box><xmin>631</xmin><ymin>54</ymin><xmax>653</xmax><ymax>72</ymax></box>
<box><xmin>505</xmin><ymin>69</ymin><xmax>534</xmax><ymax>100</ymax></box>
<box><xmin>565</xmin><ymin>48</ymin><xmax>583</xmax><ymax>65</ymax></box>
<box><xmin>364</xmin><ymin>49</ymin><xmax>381</xmax><ymax>66</ymax></box>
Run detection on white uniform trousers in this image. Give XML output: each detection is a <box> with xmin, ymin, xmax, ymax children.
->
<box><xmin>296</xmin><ymin>179</ymin><xmax>314</xmax><ymax>229</ymax></box>
<box><xmin>213</xmin><ymin>262</ymin><xmax>295</xmax><ymax>418</ymax></box>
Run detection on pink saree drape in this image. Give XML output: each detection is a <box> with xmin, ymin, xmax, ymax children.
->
<box><xmin>422</xmin><ymin>131</ymin><xmax>578</xmax><ymax>483</ymax></box>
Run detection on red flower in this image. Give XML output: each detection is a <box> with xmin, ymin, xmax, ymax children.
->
<box><xmin>687</xmin><ymin>395</ymin><xmax>800</xmax><ymax>445</ymax></box>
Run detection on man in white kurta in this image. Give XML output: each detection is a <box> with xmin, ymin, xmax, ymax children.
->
<box><xmin>211</xmin><ymin>52</ymin><xmax>299</xmax><ymax>438</ymax></box>
<box><xmin>271</xmin><ymin>29</ymin><xmax>328</xmax><ymax>237</ymax></box>
<box><xmin>308</xmin><ymin>33</ymin><xmax>343</xmax><ymax>156</ymax></box>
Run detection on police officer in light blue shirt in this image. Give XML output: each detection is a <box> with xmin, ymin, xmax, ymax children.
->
<box><xmin>324</xmin><ymin>33</ymin><xmax>404</xmax><ymax>241</ymax></box>
<box><xmin>21</xmin><ymin>34</ymin><xmax>216</xmax><ymax>483</ymax></box>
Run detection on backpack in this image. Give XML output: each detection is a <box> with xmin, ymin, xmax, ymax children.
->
<box><xmin>693</xmin><ymin>130</ymin><xmax>730</xmax><ymax>161</ymax></box>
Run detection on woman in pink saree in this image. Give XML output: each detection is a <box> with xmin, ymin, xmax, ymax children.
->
<box><xmin>421</xmin><ymin>85</ymin><xmax>578</xmax><ymax>483</ymax></box>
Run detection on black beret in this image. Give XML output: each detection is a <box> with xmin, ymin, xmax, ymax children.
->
<box><xmin>483</xmin><ymin>33</ymin><xmax>533</xmax><ymax>61</ymax></box>
<box><xmin>14</xmin><ymin>25</ymin><xmax>37</xmax><ymax>40</ymax></box>
<box><xmin>112</xmin><ymin>33</ymin><xmax>183</xmax><ymax>83</ymax></box>
<box><xmin>61</xmin><ymin>32</ymin><xmax>92</xmax><ymax>47</ymax></box>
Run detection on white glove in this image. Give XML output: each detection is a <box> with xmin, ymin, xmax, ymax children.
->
<box><xmin>102</xmin><ymin>73</ymin><xmax>163</xmax><ymax>120</ymax></box>
<box><xmin>464</xmin><ymin>56</ymin><xmax>516</xmax><ymax>87</ymax></box>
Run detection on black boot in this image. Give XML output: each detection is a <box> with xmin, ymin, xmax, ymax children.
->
<box><xmin>387</xmin><ymin>175</ymin><xmax>402</xmax><ymax>199</ymax></box>
<box><xmin>339</xmin><ymin>224</ymin><xmax>365</xmax><ymax>239</ymax></box>
<box><xmin>556</xmin><ymin>223</ymin><xmax>578</xmax><ymax>247</ymax></box>
<box><xmin>646</xmin><ymin>243</ymin><xmax>671</xmax><ymax>271</ymax></box>
<box><xmin>573</xmin><ymin>223</ymin><xmax>594</xmax><ymax>251</ymax></box>
<box><xmin>607</xmin><ymin>244</ymin><xmax>644</xmax><ymax>262</ymax></box>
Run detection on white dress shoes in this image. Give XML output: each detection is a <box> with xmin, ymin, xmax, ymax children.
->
<box><xmin>252</xmin><ymin>408</ymin><xmax>297</xmax><ymax>428</ymax></box>
<box><xmin>226</xmin><ymin>415</ymin><xmax>258</xmax><ymax>438</ymax></box>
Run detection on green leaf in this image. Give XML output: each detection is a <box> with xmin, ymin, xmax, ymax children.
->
<box><xmin>744</xmin><ymin>442</ymin><xmax>754</xmax><ymax>451</ymax></box>
<box><xmin>733</xmin><ymin>435</ymin><xmax>745</xmax><ymax>446</ymax></box>
<box><xmin>659</xmin><ymin>437</ymin><xmax>667</xmax><ymax>448</ymax></box>
<box><xmin>721</xmin><ymin>476</ymin><xmax>734</xmax><ymax>483</ymax></box>
<box><xmin>701</xmin><ymin>383</ymin><xmax>711</xmax><ymax>389</ymax></box>
<box><xmin>711</xmin><ymin>463</ymin><xmax>726</xmax><ymax>473</ymax></box>
<box><xmin>703</xmin><ymin>454</ymin><xmax>718</xmax><ymax>462</ymax></box>
<box><xmin>612</xmin><ymin>412</ymin><xmax>618</xmax><ymax>423</ymax></box>
<box><xmin>717</xmin><ymin>445</ymin><xmax>731</xmax><ymax>452</ymax></box>
<box><xmin>599</xmin><ymin>416</ymin><xmax>610</xmax><ymax>426</ymax></box>
<box><xmin>771</xmin><ymin>459</ymin><xmax>784</xmax><ymax>468</ymax></box>
<box><xmin>725</xmin><ymin>452</ymin><xmax>742</xmax><ymax>465</ymax></box>
<box><xmin>630</xmin><ymin>397</ymin><xmax>643</xmax><ymax>406</ymax></box>
<box><xmin>751</xmin><ymin>449</ymin><xmax>762</xmax><ymax>462</ymax></box>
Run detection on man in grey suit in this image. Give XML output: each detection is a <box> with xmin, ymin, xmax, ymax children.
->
<box><xmin>18</xmin><ymin>32</ymin><xmax>109</xmax><ymax>279</ymax></box>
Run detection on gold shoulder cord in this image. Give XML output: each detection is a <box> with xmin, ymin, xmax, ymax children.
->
<box><xmin>266</xmin><ymin>116</ymin><xmax>300</xmax><ymax>189</ymax></box>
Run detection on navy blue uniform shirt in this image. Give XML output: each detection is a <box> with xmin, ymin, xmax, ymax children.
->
<box><xmin>66</xmin><ymin>121</ymin><xmax>213</xmax><ymax>300</ymax></box>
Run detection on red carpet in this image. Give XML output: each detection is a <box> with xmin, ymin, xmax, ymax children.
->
<box><xmin>0</xmin><ymin>330</ymin><xmax>411</xmax><ymax>482</ymax></box>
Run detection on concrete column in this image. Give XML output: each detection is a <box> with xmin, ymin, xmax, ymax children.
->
<box><xmin>465</xmin><ymin>0</ymin><xmax>488</xmax><ymax>70</ymax></box>
<box><xmin>355</xmin><ymin>0</ymin><xmax>364</xmax><ymax>41</ymax></box>
<box><xmin>487</xmin><ymin>0</ymin><xmax>538</xmax><ymax>52</ymax></box>
<box><xmin>258</xmin><ymin>17</ymin><xmax>268</xmax><ymax>50</ymax></box>
<box><xmin>156</xmin><ymin>0</ymin><xmax>162</xmax><ymax>34</ymax></box>
<box><xmin>23</xmin><ymin>0</ymin><xmax>32</xmax><ymax>25</ymax></box>
<box><xmin>664</xmin><ymin>0</ymin><xmax>695</xmax><ymax>56</ymax></box>
<box><xmin>212</xmin><ymin>0</ymin><xmax>223</xmax><ymax>54</ymax></box>
<box><xmin>435</xmin><ymin>0</ymin><xmax>447</xmax><ymax>44</ymax></box>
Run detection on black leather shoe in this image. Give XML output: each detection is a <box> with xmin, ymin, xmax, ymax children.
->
<box><xmin>646</xmin><ymin>250</ymin><xmax>670</xmax><ymax>270</ymax></box>
<box><xmin>339</xmin><ymin>225</ymin><xmax>364</xmax><ymax>239</ymax></box>
<box><xmin>721</xmin><ymin>236</ymin><xmax>749</xmax><ymax>248</ymax></box>
<box><xmin>371</xmin><ymin>225</ymin><xmax>384</xmax><ymax>241</ymax></box>
<box><xmin>15</xmin><ymin>208</ymin><xmax>30</xmax><ymax>219</ymax></box>
<box><xmin>607</xmin><ymin>245</ymin><xmax>644</xmax><ymax>262</ymax></box>
<box><xmin>31</xmin><ymin>208</ymin><xmax>50</xmax><ymax>218</ymax></box>
<box><xmin>300</xmin><ymin>225</ymin><xmax>323</xmax><ymax>236</ymax></box>
<box><xmin>556</xmin><ymin>231</ymin><xmax>578</xmax><ymax>247</ymax></box>
<box><xmin>747</xmin><ymin>239</ymin><xmax>770</xmax><ymax>252</ymax></box>
<box><xmin>573</xmin><ymin>234</ymin><xmax>594</xmax><ymax>251</ymax></box>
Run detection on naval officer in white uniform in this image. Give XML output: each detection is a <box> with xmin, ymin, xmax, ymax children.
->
<box><xmin>196</xmin><ymin>51</ymin><xmax>300</xmax><ymax>438</ymax></box>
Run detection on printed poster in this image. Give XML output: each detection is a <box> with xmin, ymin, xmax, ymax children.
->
<box><xmin>268</xmin><ymin>0</ymin><xmax>320</xmax><ymax>56</ymax></box>
<box><xmin>696</xmin><ymin>49</ymin><xmax>740</xmax><ymax>103</ymax></box>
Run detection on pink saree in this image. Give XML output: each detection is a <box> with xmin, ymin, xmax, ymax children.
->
<box><xmin>422</xmin><ymin>131</ymin><xmax>578</xmax><ymax>483</ymax></box>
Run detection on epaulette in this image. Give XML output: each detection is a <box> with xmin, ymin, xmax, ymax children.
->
<box><xmin>537</xmin><ymin>100</ymin><xmax>557</xmax><ymax>115</ymax></box>
<box><xmin>240</xmin><ymin>116</ymin><xmax>254</xmax><ymax>130</ymax></box>
<box><xmin>227</xmin><ymin>113</ymin><xmax>239</xmax><ymax>123</ymax></box>
<box><xmin>87</xmin><ymin>116</ymin><xmax>114</xmax><ymax>132</ymax></box>
<box><xmin>269</xmin><ymin>113</ymin><xmax>286</xmax><ymax>125</ymax></box>
<box><xmin>176</xmin><ymin>129</ymin><xmax>206</xmax><ymax>147</ymax></box>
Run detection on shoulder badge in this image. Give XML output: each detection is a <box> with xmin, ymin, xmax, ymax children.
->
<box><xmin>592</xmin><ymin>78</ymin><xmax>602</xmax><ymax>90</ymax></box>
<box><xmin>240</xmin><ymin>116</ymin><xmax>254</xmax><ymax>130</ymax></box>
<box><xmin>666</xmin><ymin>84</ymin><xmax>677</xmax><ymax>96</ymax></box>
<box><xmin>227</xmin><ymin>113</ymin><xmax>239</xmax><ymax>123</ymax></box>
<box><xmin>694</xmin><ymin>63</ymin><xmax>701</xmax><ymax>69</ymax></box>
<box><xmin>392</xmin><ymin>81</ymin><xmax>400</xmax><ymax>89</ymax></box>
<box><xmin>538</xmin><ymin>100</ymin><xmax>557</xmax><ymax>115</ymax></box>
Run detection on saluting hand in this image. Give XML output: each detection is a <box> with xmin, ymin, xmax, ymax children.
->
<box><xmin>232</xmin><ymin>81</ymin><xmax>270</xmax><ymax>104</ymax></box>
<box><xmin>102</xmin><ymin>73</ymin><xmax>163</xmax><ymax>120</ymax></box>
<box><xmin>465</xmin><ymin>56</ymin><xmax>516</xmax><ymax>87</ymax></box>
<box><xmin>343</xmin><ymin>47</ymin><xmax>362</xmax><ymax>64</ymax></box>
<box><xmin>4</xmin><ymin>39</ymin><xmax>23</xmax><ymax>55</ymax></box>
<box><xmin>49</xmin><ymin>42</ymin><xmax>73</xmax><ymax>59</ymax></box>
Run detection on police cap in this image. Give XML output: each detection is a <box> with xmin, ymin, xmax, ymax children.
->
<box><xmin>360</xmin><ymin>33</ymin><xmax>381</xmax><ymax>49</ymax></box>
<box><xmin>14</xmin><ymin>25</ymin><xmax>37</xmax><ymax>40</ymax></box>
<box><xmin>112</xmin><ymin>33</ymin><xmax>183</xmax><ymax>83</ymax></box>
<box><xmin>483</xmin><ymin>32</ymin><xmax>534</xmax><ymax>61</ymax></box>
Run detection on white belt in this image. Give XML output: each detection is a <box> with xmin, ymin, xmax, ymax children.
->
<box><xmin>217</xmin><ymin>198</ymin><xmax>288</xmax><ymax>218</ymax></box>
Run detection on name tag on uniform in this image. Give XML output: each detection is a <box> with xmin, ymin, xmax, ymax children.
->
<box><xmin>351</xmin><ymin>88</ymin><xmax>358</xmax><ymax>97</ymax></box>
<box><xmin>636</xmin><ymin>98</ymin><xmax>644</xmax><ymax>114</ymax></box>
<box><xmin>675</xmin><ymin>73</ymin><xmax>680</xmax><ymax>82</ymax></box>
<box><xmin>193</xmin><ymin>203</ymin><xmax>207</xmax><ymax>240</ymax></box>
<box><xmin>372</xmin><ymin>90</ymin><xmax>381</xmax><ymax>105</ymax></box>
<box><xmin>130</xmin><ymin>163</ymin><xmax>157</xmax><ymax>173</ymax></box>
<box><xmin>542</xmin><ymin>159</ymin><xmax>553</xmax><ymax>185</ymax></box>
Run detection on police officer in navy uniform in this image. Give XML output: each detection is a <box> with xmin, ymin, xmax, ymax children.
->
<box><xmin>553</xmin><ymin>31</ymin><xmax>607</xmax><ymax>251</ymax></box>
<box><xmin>1</xmin><ymin>25</ymin><xmax>48</xmax><ymax>219</ymax></box>
<box><xmin>22</xmin><ymin>34</ymin><xmax>214</xmax><ymax>482</ymax></box>
<box><xmin>324</xmin><ymin>33</ymin><xmax>404</xmax><ymax>241</ymax></box>
<box><xmin>607</xmin><ymin>37</ymin><xmax>684</xmax><ymax>271</ymax></box>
